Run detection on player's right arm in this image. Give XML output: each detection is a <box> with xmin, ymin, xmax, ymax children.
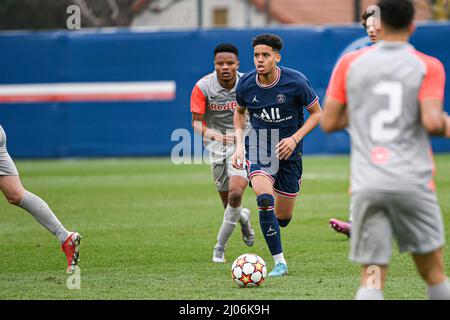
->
<box><xmin>190</xmin><ymin>84</ymin><xmax>234</xmax><ymax>144</ymax></box>
<box><xmin>416</xmin><ymin>55</ymin><xmax>450</xmax><ymax>137</ymax></box>
<box><xmin>321</xmin><ymin>97</ymin><xmax>348</xmax><ymax>133</ymax></box>
<box><xmin>191</xmin><ymin>113</ymin><xmax>234</xmax><ymax>144</ymax></box>
<box><xmin>321</xmin><ymin>53</ymin><xmax>351</xmax><ymax>133</ymax></box>
<box><xmin>232</xmin><ymin>78</ymin><xmax>248</xmax><ymax>169</ymax></box>
<box><xmin>232</xmin><ymin>105</ymin><xmax>247</xmax><ymax>169</ymax></box>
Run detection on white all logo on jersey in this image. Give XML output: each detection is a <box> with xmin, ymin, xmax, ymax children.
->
<box><xmin>261</xmin><ymin>108</ymin><xmax>281</xmax><ymax>120</ymax></box>
<box><xmin>252</xmin><ymin>95</ymin><xmax>259</xmax><ymax>103</ymax></box>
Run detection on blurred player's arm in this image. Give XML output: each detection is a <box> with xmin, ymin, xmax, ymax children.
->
<box><xmin>232</xmin><ymin>105</ymin><xmax>247</xmax><ymax>168</ymax></box>
<box><xmin>321</xmin><ymin>53</ymin><xmax>350</xmax><ymax>133</ymax></box>
<box><xmin>418</xmin><ymin>56</ymin><xmax>450</xmax><ymax>138</ymax></box>
<box><xmin>446</xmin><ymin>113</ymin><xmax>450</xmax><ymax>138</ymax></box>
<box><xmin>190</xmin><ymin>85</ymin><xmax>234</xmax><ymax>144</ymax></box>
<box><xmin>277</xmin><ymin>100</ymin><xmax>322</xmax><ymax>160</ymax></box>
<box><xmin>420</xmin><ymin>100</ymin><xmax>450</xmax><ymax>137</ymax></box>
<box><xmin>321</xmin><ymin>96</ymin><xmax>348</xmax><ymax>133</ymax></box>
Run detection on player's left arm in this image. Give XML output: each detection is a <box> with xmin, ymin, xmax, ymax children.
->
<box><xmin>276</xmin><ymin>100</ymin><xmax>322</xmax><ymax>160</ymax></box>
<box><xmin>417</xmin><ymin>55</ymin><xmax>450</xmax><ymax>137</ymax></box>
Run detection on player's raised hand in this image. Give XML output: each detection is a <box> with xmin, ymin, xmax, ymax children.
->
<box><xmin>232</xmin><ymin>147</ymin><xmax>244</xmax><ymax>169</ymax></box>
<box><xmin>276</xmin><ymin>136</ymin><xmax>298</xmax><ymax>160</ymax></box>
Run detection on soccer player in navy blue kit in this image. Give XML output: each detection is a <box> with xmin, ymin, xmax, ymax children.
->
<box><xmin>232</xmin><ymin>34</ymin><xmax>322</xmax><ymax>276</ymax></box>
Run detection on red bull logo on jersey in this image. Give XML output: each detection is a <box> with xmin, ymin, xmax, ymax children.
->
<box><xmin>209</xmin><ymin>101</ymin><xmax>237</xmax><ymax>111</ymax></box>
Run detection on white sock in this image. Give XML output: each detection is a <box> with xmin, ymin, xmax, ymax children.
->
<box><xmin>428</xmin><ymin>278</ymin><xmax>450</xmax><ymax>300</ymax></box>
<box><xmin>216</xmin><ymin>205</ymin><xmax>241</xmax><ymax>248</ymax></box>
<box><xmin>239</xmin><ymin>208</ymin><xmax>248</xmax><ymax>225</ymax></box>
<box><xmin>19</xmin><ymin>191</ymin><xmax>70</xmax><ymax>244</ymax></box>
<box><xmin>273</xmin><ymin>253</ymin><xmax>286</xmax><ymax>266</ymax></box>
<box><xmin>355</xmin><ymin>287</ymin><xmax>384</xmax><ymax>300</ymax></box>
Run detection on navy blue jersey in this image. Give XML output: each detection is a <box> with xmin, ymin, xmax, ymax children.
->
<box><xmin>236</xmin><ymin>66</ymin><xmax>318</xmax><ymax>161</ymax></box>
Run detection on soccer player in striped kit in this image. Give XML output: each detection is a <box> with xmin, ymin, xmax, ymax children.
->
<box><xmin>190</xmin><ymin>43</ymin><xmax>255</xmax><ymax>263</ymax></box>
<box><xmin>0</xmin><ymin>125</ymin><xmax>81</xmax><ymax>273</ymax></box>
<box><xmin>322</xmin><ymin>0</ymin><xmax>450</xmax><ymax>300</ymax></box>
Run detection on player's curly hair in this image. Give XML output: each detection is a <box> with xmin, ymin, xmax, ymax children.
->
<box><xmin>252</xmin><ymin>34</ymin><xmax>283</xmax><ymax>52</ymax></box>
<box><xmin>214</xmin><ymin>43</ymin><xmax>239</xmax><ymax>57</ymax></box>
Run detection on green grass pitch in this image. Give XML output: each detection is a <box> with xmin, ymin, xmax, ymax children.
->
<box><xmin>0</xmin><ymin>155</ymin><xmax>449</xmax><ymax>299</ymax></box>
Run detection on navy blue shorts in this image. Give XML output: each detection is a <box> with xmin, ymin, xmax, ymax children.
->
<box><xmin>245</xmin><ymin>158</ymin><xmax>303</xmax><ymax>198</ymax></box>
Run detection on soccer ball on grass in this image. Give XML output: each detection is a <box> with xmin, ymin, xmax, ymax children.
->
<box><xmin>231</xmin><ymin>253</ymin><xmax>267</xmax><ymax>288</ymax></box>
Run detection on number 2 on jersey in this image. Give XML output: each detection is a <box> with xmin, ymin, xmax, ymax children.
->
<box><xmin>370</xmin><ymin>81</ymin><xmax>403</xmax><ymax>143</ymax></box>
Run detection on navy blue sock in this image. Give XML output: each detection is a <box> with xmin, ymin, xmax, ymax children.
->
<box><xmin>257</xmin><ymin>194</ymin><xmax>282</xmax><ymax>255</ymax></box>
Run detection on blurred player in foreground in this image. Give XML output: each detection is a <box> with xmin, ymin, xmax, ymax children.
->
<box><xmin>190</xmin><ymin>43</ymin><xmax>255</xmax><ymax>263</ymax></box>
<box><xmin>233</xmin><ymin>34</ymin><xmax>322</xmax><ymax>276</ymax></box>
<box><xmin>329</xmin><ymin>7</ymin><xmax>381</xmax><ymax>237</ymax></box>
<box><xmin>0</xmin><ymin>125</ymin><xmax>81</xmax><ymax>273</ymax></box>
<box><xmin>322</xmin><ymin>0</ymin><xmax>450</xmax><ymax>300</ymax></box>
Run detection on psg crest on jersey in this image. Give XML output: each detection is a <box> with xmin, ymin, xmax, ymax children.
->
<box><xmin>276</xmin><ymin>94</ymin><xmax>286</xmax><ymax>104</ymax></box>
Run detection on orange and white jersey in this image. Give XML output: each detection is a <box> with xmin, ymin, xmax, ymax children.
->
<box><xmin>190</xmin><ymin>71</ymin><xmax>243</xmax><ymax>134</ymax></box>
<box><xmin>327</xmin><ymin>41</ymin><xmax>446</xmax><ymax>193</ymax></box>
<box><xmin>190</xmin><ymin>72</ymin><xmax>249</xmax><ymax>160</ymax></box>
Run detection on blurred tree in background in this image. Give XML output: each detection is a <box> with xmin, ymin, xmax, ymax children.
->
<box><xmin>430</xmin><ymin>0</ymin><xmax>450</xmax><ymax>19</ymax></box>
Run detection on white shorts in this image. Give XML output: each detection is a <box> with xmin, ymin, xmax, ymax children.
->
<box><xmin>350</xmin><ymin>191</ymin><xmax>445</xmax><ymax>265</ymax></box>
<box><xmin>0</xmin><ymin>126</ymin><xmax>19</xmax><ymax>176</ymax></box>
<box><xmin>210</xmin><ymin>154</ymin><xmax>248</xmax><ymax>192</ymax></box>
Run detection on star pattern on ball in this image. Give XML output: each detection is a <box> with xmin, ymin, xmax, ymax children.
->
<box><xmin>236</xmin><ymin>258</ymin><xmax>246</xmax><ymax>268</ymax></box>
<box><xmin>254</xmin><ymin>261</ymin><xmax>264</xmax><ymax>272</ymax></box>
<box><xmin>241</xmin><ymin>274</ymin><xmax>252</xmax><ymax>285</ymax></box>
